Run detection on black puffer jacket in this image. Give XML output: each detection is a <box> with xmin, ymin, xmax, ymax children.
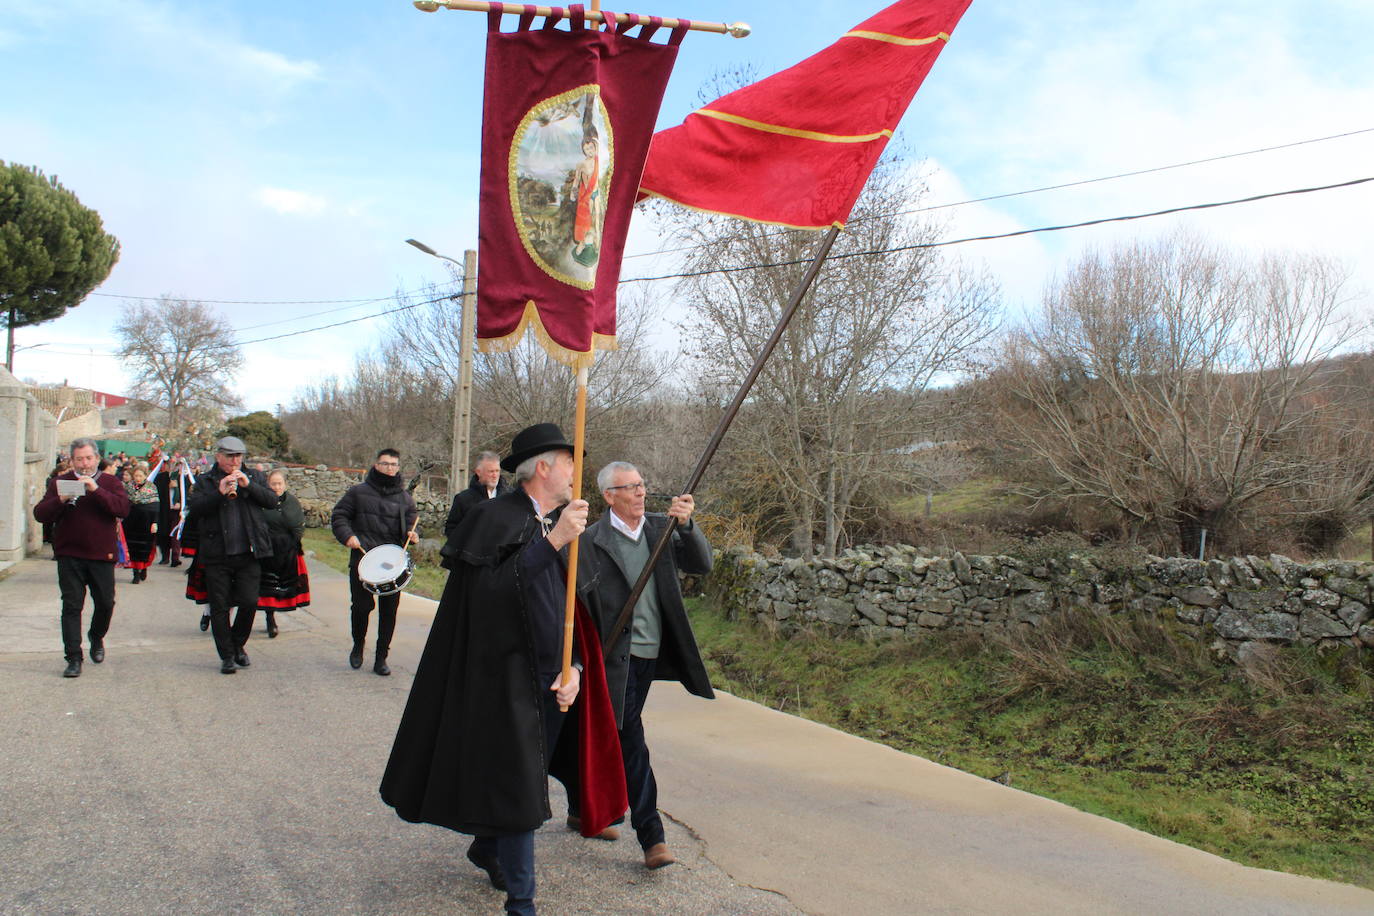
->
<box><xmin>188</xmin><ymin>465</ymin><xmax>274</xmax><ymax>561</ymax></box>
<box><xmin>331</xmin><ymin>467</ymin><xmax>418</xmax><ymax>551</ymax></box>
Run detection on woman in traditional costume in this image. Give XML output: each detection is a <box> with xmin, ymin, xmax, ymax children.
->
<box><xmin>123</xmin><ymin>465</ymin><xmax>160</xmax><ymax>583</ymax></box>
<box><xmin>257</xmin><ymin>469</ymin><xmax>311</xmax><ymax>638</ymax></box>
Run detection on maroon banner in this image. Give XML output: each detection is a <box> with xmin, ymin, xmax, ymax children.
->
<box><xmin>477</xmin><ymin>6</ymin><xmax>686</xmax><ymax>368</ymax></box>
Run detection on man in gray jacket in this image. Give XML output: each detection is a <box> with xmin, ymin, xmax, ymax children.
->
<box><xmin>571</xmin><ymin>461</ymin><xmax>714</xmax><ymax>869</ymax></box>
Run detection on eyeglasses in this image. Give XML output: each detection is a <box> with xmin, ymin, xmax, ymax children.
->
<box><xmin>605</xmin><ymin>481</ymin><xmax>646</xmax><ymax>493</ymax></box>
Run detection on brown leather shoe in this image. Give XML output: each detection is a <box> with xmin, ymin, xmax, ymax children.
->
<box><xmin>566</xmin><ymin>816</ymin><xmax>619</xmax><ymax>841</ymax></box>
<box><xmin>643</xmin><ymin>842</ymin><xmax>676</xmax><ymax>869</ymax></box>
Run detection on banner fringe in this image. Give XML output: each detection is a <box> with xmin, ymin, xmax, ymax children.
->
<box><xmin>478</xmin><ymin>299</ymin><xmax>617</xmax><ymax>369</ymax></box>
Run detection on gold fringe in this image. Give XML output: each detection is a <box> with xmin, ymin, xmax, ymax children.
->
<box><xmin>478</xmin><ymin>300</ymin><xmax>619</xmax><ymax>370</ymax></box>
<box><xmin>695</xmin><ymin>109</ymin><xmax>893</xmax><ymax>144</ymax></box>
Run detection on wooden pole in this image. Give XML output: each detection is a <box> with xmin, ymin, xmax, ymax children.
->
<box><xmin>412</xmin><ymin>0</ymin><xmax>752</xmax><ymax>37</ymax></box>
<box><xmin>603</xmin><ymin>226</ymin><xmax>842</xmax><ymax>652</ymax></box>
<box><xmin>560</xmin><ymin>365</ymin><xmax>590</xmax><ymax>711</ymax></box>
<box><xmin>449</xmin><ymin>250</ymin><xmax>478</xmax><ymax>493</ymax></box>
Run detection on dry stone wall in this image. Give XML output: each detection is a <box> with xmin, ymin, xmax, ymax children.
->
<box><xmin>275</xmin><ymin>466</ymin><xmax>449</xmax><ymax>537</ymax></box>
<box><xmin>708</xmin><ymin>545</ymin><xmax>1374</xmax><ymax>657</ymax></box>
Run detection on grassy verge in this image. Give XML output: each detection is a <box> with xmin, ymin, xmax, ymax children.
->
<box><xmin>687</xmin><ymin>597</ymin><xmax>1374</xmax><ymax>889</ymax></box>
<box><xmin>302</xmin><ymin>528</ymin><xmax>447</xmax><ymax>600</ymax></box>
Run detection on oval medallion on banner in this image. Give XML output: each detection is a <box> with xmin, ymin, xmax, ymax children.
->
<box><xmin>510</xmin><ymin>85</ymin><xmax>615</xmax><ymax>290</ymax></box>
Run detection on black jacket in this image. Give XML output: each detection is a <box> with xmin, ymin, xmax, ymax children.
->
<box><xmin>380</xmin><ymin>487</ymin><xmax>611</xmax><ymax>836</ymax></box>
<box><xmin>187</xmin><ymin>465</ymin><xmax>274</xmax><ymax>562</ymax></box>
<box><xmin>331</xmin><ymin>468</ymin><xmax>419</xmax><ymax>551</ymax></box>
<box><xmin>578</xmin><ymin>513</ymin><xmax>715</xmax><ymax>727</ymax></box>
<box><xmin>441</xmin><ymin>474</ymin><xmax>511</xmax><ymax>568</ymax></box>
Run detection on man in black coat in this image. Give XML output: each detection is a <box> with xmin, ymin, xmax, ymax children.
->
<box><xmin>379</xmin><ymin>423</ymin><xmax>624</xmax><ymax>916</ymax></box>
<box><xmin>188</xmin><ymin>436</ymin><xmax>275</xmax><ymax>674</ymax></box>
<box><xmin>568</xmin><ymin>460</ymin><xmax>714</xmax><ymax>869</ymax></box>
<box><xmin>330</xmin><ymin>448</ymin><xmax>419</xmax><ymax>676</ymax></box>
<box><xmin>440</xmin><ymin>450</ymin><xmax>509</xmax><ymax>570</ymax></box>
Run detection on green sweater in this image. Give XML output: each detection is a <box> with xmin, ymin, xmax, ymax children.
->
<box><xmin>607</xmin><ymin>526</ymin><xmax>663</xmax><ymax>659</ymax></box>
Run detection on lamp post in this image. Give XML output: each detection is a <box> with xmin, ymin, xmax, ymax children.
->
<box><xmin>405</xmin><ymin>239</ymin><xmax>476</xmax><ymax>496</ymax></box>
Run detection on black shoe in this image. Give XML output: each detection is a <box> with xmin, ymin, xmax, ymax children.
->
<box><xmin>170</xmin><ymin>560</ymin><xmax>181</xmax><ymax>568</ymax></box>
<box><xmin>234</xmin><ymin>650</ymin><xmax>250</xmax><ymax>668</ymax></box>
<box><xmin>63</xmin><ymin>659</ymin><xmax>82</xmax><ymax>678</ymax></box>
<box><xmin>131</xmin><ymin>574</ymin><xmax>140</xmax><ymax>584</ymax></box>
<box><xmin>349</xmin><ymin>644</ymin><xmax>363</xmax><ymax>669</ymax></box>
<box><xmin>199</xmin><ymin>615</ymin><xmax>210</xmax><ymax>632</ymax></box>
<box><xmin>374</xmin><ymin>658</ymin><xmax>390</xmax><ymax>676</ymax></box>
<box><xmin>266</xmin><ymin>617</ymin><xmax>279</xmax><ymax>638</ymax></box>
<box><xmin>466</xmin><ymin>844</ymin><xmax>506</xmax><ymax>891</ymax></box>
<box><xmin>220</xmin><ymin>657</ymin><xmax>237</xmax><ymax>674</ymax></box>
<box><xmin>90</xmin><ymin>642</ymin><xmax>105</xmax><ymax>663</ymax></box>
<box><xmin>158</xmin><ymin>558</ymin><xmax>170</xmax><ymax>565</ymax></box>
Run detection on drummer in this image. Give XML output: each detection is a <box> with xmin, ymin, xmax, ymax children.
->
<box><xmin>330</xmin><ymin>448</ymin><xmax>419</xmax><ymax>676</ymax></box>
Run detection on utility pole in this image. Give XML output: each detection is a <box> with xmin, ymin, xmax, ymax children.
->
<box><xmin>405</xmin><ymin>239</ymin><xmax>476</xmax><ymax>495</ymax></box>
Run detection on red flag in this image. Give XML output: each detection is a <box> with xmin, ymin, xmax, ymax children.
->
<box><xmin>639</xmin><ymin>0</ymin><xmax>972</xmax><ymax>229</ymax></box>
<box><xmin>477</xmin><ymin>6</ymin><xmax>687</xmax><ymax>368</ymax></box>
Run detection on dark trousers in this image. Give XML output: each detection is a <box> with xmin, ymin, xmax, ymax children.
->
<box><xmin>204</xmin><ymin>554</ymin><xmax>260</xmax><ymax>660</ymax></box>
<box><xmin>470</xmin><ymin>690</ymin><xmax>568</xmax><ymax>916</ymax></box>
<box><xmin>348</xmin><ymin>551</ymin><xmax>399</xmax><ymax>657</ymax></box>
<box><xmin>56</xmin><ymin>556</ymin><xmax>116</xmax><ymax>661</ymax></box>
<box><xmin>564</xmin><ymin>655</ymin><xmax>665</xmax><ymax>850</ymax></box>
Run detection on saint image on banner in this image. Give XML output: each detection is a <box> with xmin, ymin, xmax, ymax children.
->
<box><xmin>511</xmin><ymin>86</ymin><xmax>613</xmax><ymax>289</ymax></box>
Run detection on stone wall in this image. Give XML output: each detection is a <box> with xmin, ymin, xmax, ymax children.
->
<box><xmin>708</xmin><ymin>545</ymin><xmax>1374</xmax><ymax>657</ymax></box>
<box><xmin>2</xmin><ymin>367</ymin><xmax>59</xmax><ymax>561</ymax></box>
<box><xmin>275</xmin><ymin>466</ymin><xmax>449</xmax><ymax>535</ymax></box>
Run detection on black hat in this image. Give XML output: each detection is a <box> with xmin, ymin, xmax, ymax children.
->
<box><xmin>502</xmin><ymin>423</ymin><xmax>575</xmax><ymax>473</ymax></box>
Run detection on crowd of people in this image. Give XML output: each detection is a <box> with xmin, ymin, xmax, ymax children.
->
<box><xmin>33</xmin><ymin>423</ymin><xmax>715</xmax><ymax>916</ymax></box>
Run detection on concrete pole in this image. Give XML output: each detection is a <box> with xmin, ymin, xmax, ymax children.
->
<box><xmin>450</xmin><ymin>250</ymin><xmax>477</xmax><ymax>495</ymax></box>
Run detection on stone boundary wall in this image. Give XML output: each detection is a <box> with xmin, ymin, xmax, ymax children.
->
<box><xmin>707</xmin><ymin>545</ymin><xmax>1374</xmax><ymax>656</ymax></box>
<box><xmin>275</xmin><ymin>466</ymin><xmax>448</xmax><ymax>536</ymax></box>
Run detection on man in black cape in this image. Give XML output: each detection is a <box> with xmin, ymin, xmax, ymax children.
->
<box><xmin>379</xmin><ymin>423</ymin><xmax>626</xmax><ymax>916</ymax></box>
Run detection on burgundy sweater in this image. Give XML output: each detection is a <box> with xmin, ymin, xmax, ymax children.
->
<box><xmin>33</xmin><ymin>472</ymin><xmax>132</xmax><ymax>561</ymax></box>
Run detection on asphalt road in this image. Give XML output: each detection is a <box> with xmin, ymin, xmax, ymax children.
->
<box><xmin>3</xmin><ymin>550</ymin><xmax>1372</xmax><ymax>916</ymax></box>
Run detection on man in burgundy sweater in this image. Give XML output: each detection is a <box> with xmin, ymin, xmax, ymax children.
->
<box><xmin>33</xmin><ymin>437</ymin><xmax>132</xmax><ymax>678</ymax></box>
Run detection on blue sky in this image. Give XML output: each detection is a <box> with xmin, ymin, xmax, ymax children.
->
<box><xmin>4</xmin><ymin>0</ymin><xmax>1372</xmax><ymax>411</ymax></box>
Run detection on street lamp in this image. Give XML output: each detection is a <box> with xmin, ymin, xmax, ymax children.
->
<box><xmin>406</xmin><ymin>239</ymin><xmax>477</xmax><ymax>496</ymax></box>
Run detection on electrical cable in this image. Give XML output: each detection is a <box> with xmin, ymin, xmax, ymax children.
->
<box><xmin>621</xmin><ymin>125</ymin><xmax>1374</xmax><ymax>260</ymax></box>
<box><xmin>620</xmin><ymin>175</ymin><xmax>1374</xmax><ymax>283</ymax></box>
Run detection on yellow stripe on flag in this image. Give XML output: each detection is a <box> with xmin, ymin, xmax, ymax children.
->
<box><xmin>842</xmin><ymin>30</ymin><xmax>951</xmax><ymax>46</ymax></box>
<box><xmin>693</xmin><ymin>109</ymin><xmax>893</xmax><ymax>144</ymax></box>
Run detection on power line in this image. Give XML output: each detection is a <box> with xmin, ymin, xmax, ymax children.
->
<box><xmin>620</xmin><ymin>175</ymin><xmax>1374</xmax><ymax>283</ymax></box>
<box><xmin>621</xmin><ymin>125</ymin><xmax>1374</xmax><ymax>260</ymax></box>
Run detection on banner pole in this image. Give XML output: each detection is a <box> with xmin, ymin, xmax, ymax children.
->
<box><xmin>412</xmin><ymin>0</ymin><xmax>752</xmax><ymax>37</ymax></box>
<box><xmin>602</xmin><ymin>225</ymin><xmax>842</xmax><ymax>653</ymax></box>
<box><xmin>561</xmin><ymin>365</ymin><xmax>590</xmax><ymax>711</ymax></box>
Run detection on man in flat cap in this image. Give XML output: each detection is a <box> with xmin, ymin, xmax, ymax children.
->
<box><xmin>380</xmin><ymin>423</ymin><xmax>625</xmax><ymax>916</ymax></box>
<box><xmin>188</xmin><ymin>436</ymin><xmax>275</xmax><ymax>674</ymax></box>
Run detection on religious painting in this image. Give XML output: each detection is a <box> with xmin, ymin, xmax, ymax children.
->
<box><xmin>511</xmin><ymin>86</ymin><xmax>614</xmax><ymax>290</ymax></box>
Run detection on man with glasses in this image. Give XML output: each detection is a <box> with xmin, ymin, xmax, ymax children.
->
<box><xmin>331</xmin><ymin>448</ymin><xmax>418</xmax><ymax>675</ymax></box>
<box><xmin>568</xmin><ymin>461</ymin><xmax>714</xmax><ymax>869</ymax></box>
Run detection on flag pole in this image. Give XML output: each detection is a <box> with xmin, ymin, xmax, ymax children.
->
<box><xmin>560</xmin><ymin>365</ymin><xmax>590</xmax><ymax>711</ymax></box>
<box><xmin>602</xmin><ymin>225</ymin><xmax>842</xmax><ymax>652</ymax></box>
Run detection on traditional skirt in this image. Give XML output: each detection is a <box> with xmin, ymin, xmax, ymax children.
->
<box><xmin>259</xmin><ymin>548</ymin><xmax>311</xmax><ymax>611</ymax></box>
<box><xmin>124</xmin><ymin>502</ymin><xmax>159</xmax><ymax>570</ymax></box>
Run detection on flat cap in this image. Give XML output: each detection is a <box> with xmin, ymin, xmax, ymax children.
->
<box><xmin>215</xmin><ymin>436</ymin><xmax>248</xmax><ymax>454</ymax></box>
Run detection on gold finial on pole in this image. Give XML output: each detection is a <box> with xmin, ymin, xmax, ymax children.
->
<box><xmin>412</xmin><ymin>0</ymin><xmax>750</xmax><ymax>37</ymax></box>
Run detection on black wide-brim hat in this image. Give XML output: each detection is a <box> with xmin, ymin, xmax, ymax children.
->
<box><xmin>502</xmin><ymin>423</ymin><xmax>575</xmax><ymax>473</ymax></box>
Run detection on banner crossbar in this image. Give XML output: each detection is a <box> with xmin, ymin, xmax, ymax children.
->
<box><xmin>412</xmin><ymin>0</ymin><xmax>751</xmax><ymax>37</ymax></box>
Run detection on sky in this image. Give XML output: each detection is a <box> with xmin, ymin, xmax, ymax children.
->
<box><xmin>3</xmin><ymin>0</ymin><xmax>1372</xmax><ymax>412</ymax></box>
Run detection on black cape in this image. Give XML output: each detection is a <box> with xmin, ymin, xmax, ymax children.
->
<box><xmin>378</xmin><ymin>487</ymin><xmax>624</xmax><ymax>836</ymax></box>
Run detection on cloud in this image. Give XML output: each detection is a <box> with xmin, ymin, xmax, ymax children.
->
<box><xmin>254</xmin><ymin>187</ymin><xmax>329</xmax><ymax>217</ymax></box>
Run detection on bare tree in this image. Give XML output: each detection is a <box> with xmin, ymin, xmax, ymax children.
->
<box><xmin>660</xmin><ymin>156</ymin><xmax>1001</xmax><ymax>557</ymax></box>
<box><xmin>986</xmin><ymin>233</ymin><xmax>1358</xmax><ymax>555</ymax></box>
<box><xmin>115</xmin><ymin>296</ymin><xmax>244</xmax><ymax>426</ymax></box>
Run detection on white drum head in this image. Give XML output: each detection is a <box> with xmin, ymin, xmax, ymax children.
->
<box><xmin>358</xmin><ymin>544</ymin><xmax>410</xmax><ymax>588</ymax></box>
